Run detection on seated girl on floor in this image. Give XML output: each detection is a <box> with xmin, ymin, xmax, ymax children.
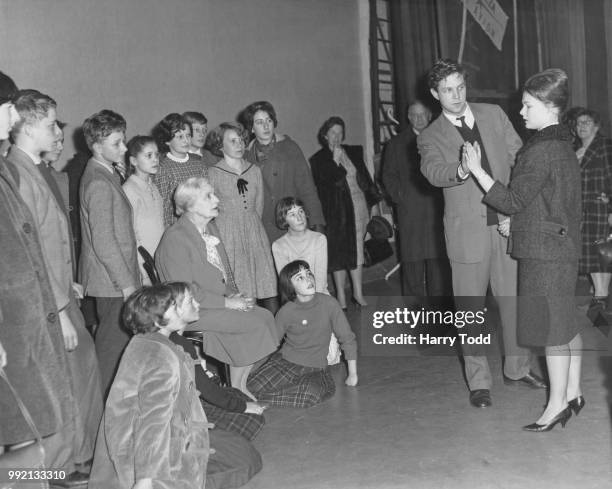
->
<box><xmin>89</xmin><ymin>282</ymin><xmax>209</xmax><ymax>489</ymax></box>
<box><xmin>271</xmin><ymin>196</ymin><xmax>340</xmax><ymax>365</ymax></box>
<box><xmin>247</xmin><ymin>260</ymin><xmax>358</xmax><ymax>408</ymax></box>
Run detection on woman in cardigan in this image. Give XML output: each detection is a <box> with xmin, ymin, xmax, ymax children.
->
<box><xmin>464</xmin><ymin>69</ymin><xmax>584</xmax><ymax>431</ymax></box>
<box><xmin>241</xmin><ymin>100</ymin><xmax>325</xmax><ymax>243</ymax></box>
<box><xmin>310</xmin><ymin>116</ymin><xmax>381</xmax><ymax>309</ymax></box>
<box><xmin>155</xmin><ymin>177</ymin><xmax>279</xmax><ymax>400</ymax></box>
<box><xmin>574</xmin><ymin>108</ymin><xmax>612</xmax><ymax>305</ymax></box>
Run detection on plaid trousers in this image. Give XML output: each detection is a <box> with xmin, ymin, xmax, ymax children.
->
<box><xmin>201</xmin><ymin>387</ymin><xmax>265</xmax><ymax>441</ymax></box>
<box><xmin>247</xmin><ymin>353</ymin><xmax>335</xmax><ymax>408</ymax></box>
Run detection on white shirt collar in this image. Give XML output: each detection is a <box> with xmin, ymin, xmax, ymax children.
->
<box><xmin>443</xmin><ymin>103</ymin><xmax>475</xmax><ymax>129</ymax></box>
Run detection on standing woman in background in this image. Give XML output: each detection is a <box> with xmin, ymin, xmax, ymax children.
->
<box><xmin>310</xmin><ymin>116</ymin><xmax>381</xmax><ymax>309</ymax></box>
<box><xmin>574</xmin><ymin>108</ymin><xmax>612</xmax><ymax>306</ymax></box>
<box><xmin>241</xmin><ymin>100</ymin><xmax>325</xmax><ymax>243</ymax></box>
<box><xmin>464</xmin><ymin>69</ymin><xmax>584</xmax><ymax>431</ymax></box>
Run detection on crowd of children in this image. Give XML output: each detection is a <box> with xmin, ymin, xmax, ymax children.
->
<box><xmin>0</xmin><ymin>69</ymin><xmax>360</xmax><ymax>488</ymax></box>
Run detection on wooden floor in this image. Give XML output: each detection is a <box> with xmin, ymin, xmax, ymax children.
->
<box><xmin>242</xmin><ymin>275</ymin><xmax>612</xmax><ymax>489</ymax></box>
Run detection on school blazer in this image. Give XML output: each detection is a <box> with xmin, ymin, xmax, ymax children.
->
<box><xmin>79</xmin><ymin>158</ymin><xmax>140</xmax><ymax>297</ymax></box>
<box><xmin>7</xmin><ymin>147</ymin><xmax>73</xmax><ymax>309</ymax></box>
<box><xmin>418</xmin><ymin>103</ymin><xmax>523</xmax><ymax>263</ymax></box>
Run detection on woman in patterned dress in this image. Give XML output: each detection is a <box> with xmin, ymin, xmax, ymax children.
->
<box><xmin>207</xmin><ymin>122</ymin><xmax>278</xmax><ymax>312</ymax></box>
<box><xmin>575</xmin><ymin>108</ymin><xmax>612</xmax><ymax>305</ymax></box>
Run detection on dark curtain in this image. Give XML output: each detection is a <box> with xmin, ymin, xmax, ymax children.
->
<box><xmin>389</xmin><ymin>0</ymin><xmax>440</xmax><ymax>131</ymax></box>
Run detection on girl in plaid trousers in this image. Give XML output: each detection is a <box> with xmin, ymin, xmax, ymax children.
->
<box><xmin>247</xmin><ymin>260</ymin><xmax>358</xmax><ymax>407</ymax></box>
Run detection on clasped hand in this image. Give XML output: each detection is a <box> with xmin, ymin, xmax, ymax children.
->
<box><xmin>461</xmin><ymin>141</ymin><xmax>482</xmax><ymax>174</ymax></box>
<box><xmin>226</xmin><ymin>294</ymin><xmax>255</xmax><ymax>312</ymax></box>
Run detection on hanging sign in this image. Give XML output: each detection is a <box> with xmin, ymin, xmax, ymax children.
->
<box><xmin>461</xmin><ymin>0</ymin><xmax>508</xmax><ymax>51</ymax></box>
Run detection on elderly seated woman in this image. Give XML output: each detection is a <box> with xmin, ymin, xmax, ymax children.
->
<box><xmin>155</xmin><ymin>177</ymin><xmax>279</xmax><ymax>400</ymax></box>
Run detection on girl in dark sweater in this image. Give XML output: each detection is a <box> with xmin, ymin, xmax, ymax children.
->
<box><xmin>247</xmin><ymin>260</ymin><xmax>358</xmax><ymax>407</ymax></box>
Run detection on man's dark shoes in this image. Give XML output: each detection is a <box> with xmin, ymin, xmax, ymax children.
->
<box><xmin>469</xmin><ymin>389</ymin><xmax>491</xmax><ymax>408</ymax></box>
<box><xmin>504</xmin><ymin>371</ymin><xmax>547</xmax><ymax>389</ymax></box>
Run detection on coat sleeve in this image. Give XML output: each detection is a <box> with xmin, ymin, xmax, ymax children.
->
<box><xmin>83</xmin><ymin>179</ymin><xmax>137</xmax><ymax>291</ymax></box>
<box><xmin>381</xmin><ymin>138</ymin><xmax>403</xmax><ymax>203</ymax></box>
<box><xmin>132</xmin><ymin>346</ymin><xmax>181</xmax><ymax>484</ymax></box>
<box><xmin>17</xmin><ymin>170</ymin><xmax>71</xmax><ymax>309</ymax></box>
<box><xmin>155</xmin><ymin>228</ymin><xmax>226</xmax><ymax>309</ymax></box>
<box><xmin>418</xmin><ymin>130</ymin><xmax>467</xmax><ymax>188</ymax></box>
<box><xmin>483</xmin><ymin>145</ymin><xmax>552</xmax><ymax>216</ymax></box>
<box><xmin>292</xmin><ymin>143</ymin><xmax>326</xmax><ymax>227</ymax></box>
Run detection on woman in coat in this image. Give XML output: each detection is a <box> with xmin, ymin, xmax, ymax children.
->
<box><xmin>310</xmin><ymin>116</ymin><xmax>380</xmax><ymax>309</ymax></box>
<box><xmin>574</xmin><ymin>108</ymin><xmax>612</xmax><ymax>304</ymax></box>
<box><xmin>155</xmin><ymin>177</ymin><xmax>279</xmax><ymax>400</ymax></box>
<box><xmin>241</xmin><ymin>100</ymin><xmax>325</xmax><ymax>243</ymax></box>
<box><xmin>465</xmin><ymin>69</ymin><xmax>584</xmax><ymax>431</ymax></box>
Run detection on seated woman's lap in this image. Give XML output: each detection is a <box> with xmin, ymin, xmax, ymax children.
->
<box><xmin>184</xmin><ymin>306</ymin><xmax>279</xmax><ymax>366</ymax></box>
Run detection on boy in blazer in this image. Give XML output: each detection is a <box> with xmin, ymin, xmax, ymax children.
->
<box><xmin>8</xmin><ymin>90</ymin><xmax>102</xmax><ymax>483</ymax></box>
<box><xmin>79</xmin><ymin>110</ymin><xmax>140</xmax><ymax>398</ymax></box>
<box><xmin>419</xmin><ymin>59</ymin><xmax>545</xmax><ymax>408</ymax></box>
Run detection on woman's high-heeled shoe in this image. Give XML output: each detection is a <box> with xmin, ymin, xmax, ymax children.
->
<box><xmin>522</xmin><ymin>406</ymin><xmax>572</xmax><ymax>432</ymax></box>
<box><xmin>351</xmin><ymin>297</ymin><xmax>367</xmax><ymax>307</ymax></box>
<box><xmin>568</xmin><ymin>396</ymin><xmax>585</xmax><ymax>416</ymax></box>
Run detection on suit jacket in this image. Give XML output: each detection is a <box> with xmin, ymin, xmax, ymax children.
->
<box><xmin>79</xmin><ymin>158</ymin><xmax>139</xmax><ymax>297</ymax></box>
<box><xmin>382</xmin><ymin>128</ymin><xmax>446</xmax><ymax>261</ymax></box>
<box><xmin>7</xmin><ymin>147</ymin><xmax>73</xmax><ymax>309</ymax></box>
<box><xmin>0</xmin><ymin>159</ymin><xmax>73</xmax><ymax>444</ymax></box>
<box><xmin>155</xmin><ymin>215</ymin><xmax>239</xmax><ymax>309</ymax></box>
<box><xmin>419</xmin><ymin>103</ymin><xmax>522</xmax><ymax>263</ymax></box>
<box><xmin>484</xmin><ymin>124</ymin><xmax>581</xmax><ymax>262</ymax></box>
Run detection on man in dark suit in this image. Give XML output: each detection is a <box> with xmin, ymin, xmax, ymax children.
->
<box><xmin>419</xmin><ymin>59</ymin><xmax>545</xmax><ymax>408</ymax></box>
<box><xmin>382</xmin><ymin>101</ymin><xmax>450</xmax><ymax>298</ymax></box>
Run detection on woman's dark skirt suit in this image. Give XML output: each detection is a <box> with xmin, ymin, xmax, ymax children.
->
<box><xmin>309</xmin><ymin>144</ymin><xmax>379</xmax><ymax>272</ymax></box>
<box><xmin>577</xmin><ymin>132</ymin><xmax>612</xmax><ymax>273</ymax></box>
<box><xmin>483</xmin><ymin>125</ymin><xmax>583</xmax><ymax>346</ymax></box>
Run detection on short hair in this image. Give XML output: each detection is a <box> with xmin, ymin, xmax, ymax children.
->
<box><xmin>207</xmin><ymin>122</ymin><xmax>247</xmax><ymax>157</ymax></box>
<box><xmin>523</xmin><ymin>68</ymin><xmax>569</xmax><ymax>113</ymax></box>
<box><xmin>241</xmin><ymin>101</ymin><xmax>277</xmax><ymax>132</ymax></box>
<box><xmin>317</xmin><ymin>116</ymin><xmax>345</xmax><ymax>147</ymax></box>
<box><xmin>122</xmin><ymin>282</ymin><xmax>191</xmax><ymax>335</ymax></box>
<box><xmin>11</xmin><ymin>89</ymin><xmax>57</xmax><ymax>135</ymax></box>
<box><xmin>174</xmin><ymin>176</ymin><xmax>211</xmax><ymax>216</ymax></box>
<box><xmin>182</xmin><ymin>111</ymin><xmax>208</xmax><ymax>135</ymax></box>
<box><xmin>428</xmin><ymin>58</ymin><xmax>467</xmax><ymax>90</ymax></box>
<box><xmin>127</xmin><ymin>135</ymin><xmax>157</xmax><ymax>158</ymax></box>
<box><xmin>573</xmin><ymin>107</ymin><xmax>601</xmax><ymax>127</ymax></box>
<box><xmin>153</xmin><ymin>113</ymin><xmax>189</xmax><ymax>151</ymax></box>
<box><xmin>0</xmin><ymin>71</ymin><xmax>18</xmax><ymax>105</ymax></box>
<box><xmin>278</xmin><ymin>259</ymin><xmax>311</xmax><ymax>304</ymax></box>
<box><xmin>275</xmin><ymin>196</ymin><xmax>308</xmax><ymax>230</ymax></box>
<box><xmin>82</xmin><ymin>109</ymin><xmax>126</xmax><ymax>150</ymax></box>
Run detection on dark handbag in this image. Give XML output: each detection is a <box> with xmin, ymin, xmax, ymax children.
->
<box><xmin>363</xmin><ymin>216</ymin><xmax>394</xmax><ymax>267</ymax></box>
<box><xmin>0</xmin><ymin>368</ymin><xmax>48</xmax><ymax>489</ymax></box>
